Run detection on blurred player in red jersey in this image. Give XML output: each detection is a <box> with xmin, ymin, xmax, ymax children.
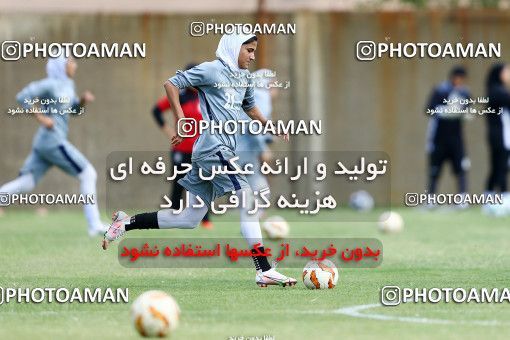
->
<box><xmin>152</xmin><ymin>63</ymin><xmax>212</xmax><ymax>229</ymax></box>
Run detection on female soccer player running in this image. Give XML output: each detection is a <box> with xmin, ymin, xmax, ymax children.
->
<box><xmin>0</xmin><ymin>56</ymin><xmax>106</xmax><ymax>236</ymax></box>
<box><xmin>102</xmin><ymin>33</ymin><xmax>297</xmax><ymax>287</ymax></box>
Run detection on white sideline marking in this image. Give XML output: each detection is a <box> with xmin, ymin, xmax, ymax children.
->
<box><xmin>333</xmin><ymin>304</ymin><xmax>502</xmax><ymax>326</ymax></box>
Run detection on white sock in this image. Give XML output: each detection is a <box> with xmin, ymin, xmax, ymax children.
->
<box><xmin>78</xmin><ymin>164</ymin><xmax>103</xmax><ymax>231</ymax></box>
<box><xmin>157</xmin><ymin>194</ymin><xmax>208</xmax><ymax>229</ymax></box>
<box><xmin>0</xmin><ymin>173</ymin><xmax>36</xmax><ymax>193</ymax></box>
<box><xmin>157</xmin><ymin>188</ymin><xmax>264</xmax><ymax>248</ymax></box>
<box><xmin>237</xmin><ymin>188</ymin><xmax>263</xmax><ymax>248</ymax></box>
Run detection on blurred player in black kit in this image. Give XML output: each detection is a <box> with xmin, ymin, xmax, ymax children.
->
<box><xmin>425</xmin><ymin>66</ymin><xmax>471</xmax><ymax>205</ymax></box>
<box><xmin>484</xmin><ymin>63</ymin><xmax>510</xmax><ymax>200</ymax></box>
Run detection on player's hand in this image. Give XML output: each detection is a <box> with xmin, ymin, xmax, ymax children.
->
<box><xmin>170</xmin><ymin>125</ymin><xmax>183</xmax><ymax>146</ymax></box>
<box><xmin>80</xmin><ymin>91</ymin><xmax>95</xmax><ymax>104</ymax></box>
<box><xmin>171</xmin><ymin>135</ymin><xmax>183</xmax><ymax>146</ymax></box>
<box><xmin>36</xmin><ymin>113</ymin><xmax>54</xmax><ymax>129</ymax></box>
<box><xmin>43</xmin><ymin>118</ymin><xmax>55</xmax><ymax>129</ymax></box>
<box><xmin>101</xmin><ymin>239</ymin><xmax>109</xmax><ymax>250</ymax></box>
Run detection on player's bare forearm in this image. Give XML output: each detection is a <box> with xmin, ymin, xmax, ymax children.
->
<box><xmin>164</xmin><ymin>81</ymin><xmax>185</xmax><ymax>121</ymax></box>
<box><xmin>35</xmin><ymin>112</ymin><xmax>54</xmax><ymax>129</ymax></box>
<box><xmin>161</xmin><ymin>124</ymin><xmax>174</xmax><ymax>140</ymax></box>
<box><xmin>163</xmin><ymin>81</ymin><xmax>184</xmax><ymax>146</ymax></box>
<box><xmin>245</xmin><ymin>106</ymin><xmax>267</xmax><ymax>125</ymax></box>
<box><xmin>245</xmin><ymin>106</ymin><xmax>289</xmax><ymax>142</ymax></box>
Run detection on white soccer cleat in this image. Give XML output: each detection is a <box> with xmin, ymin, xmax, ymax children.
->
<box><xmin>255</xmin><ymin>268</ymin><xmax>297</xmax><ymax>288</ymax></box>
<box><xmin>102</xmin><ymin>211</ymin><xmax>130</xmax><ymax>250</ymax></box>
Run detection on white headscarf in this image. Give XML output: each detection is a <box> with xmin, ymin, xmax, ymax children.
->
<box><xmin>215</xmin><ymin>33</ymin><xmax>256</xmax><ymax>72</ymax></box>
<box><xmin>46</xmin><ymin>55</ymin><xmax>68</xmax><ymax>80</ymax></box>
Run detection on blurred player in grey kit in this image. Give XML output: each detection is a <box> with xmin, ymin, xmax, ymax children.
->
<box><xmin>0</xmin><ymin>55</ymin><xmax>106</xmax><ymax>236</ymax></box>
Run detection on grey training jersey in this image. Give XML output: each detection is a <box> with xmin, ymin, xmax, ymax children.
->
<box><xmin>169</xmin><ymin>60</ymin><xmax>256</xmax><ymax>160</ymax></box>
<box><xmin>16</xmin><ymin>78</ymin><xmax>80</xmax><ymax>150</ymax></box>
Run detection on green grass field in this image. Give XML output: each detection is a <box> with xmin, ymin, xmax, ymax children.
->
<box><xmin>1</xmin><ymin>207</ymin><xmax>510</xmax><ymax>339</ymax></box>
